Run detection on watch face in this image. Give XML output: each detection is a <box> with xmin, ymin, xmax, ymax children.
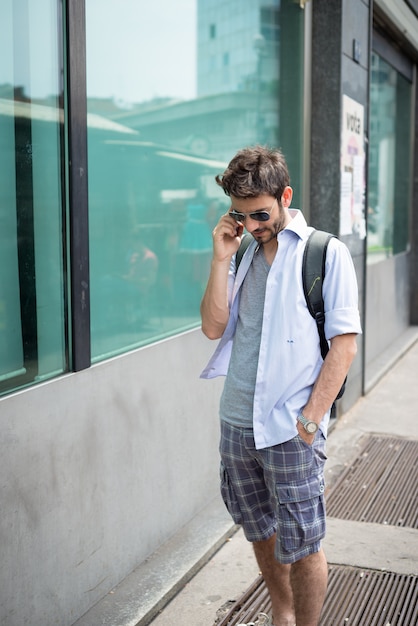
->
<box><xmin>306</xmin><ymin>422</ymin><xmax>318</xmax><ymax>434</ymax></box>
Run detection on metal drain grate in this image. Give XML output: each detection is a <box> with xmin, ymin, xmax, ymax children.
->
<box><xmin>215</xmin><ymin>566</ymin><xmax>418</xmax><ymax>626</ymax></box>
<box><xmin>322</xmin><ymin>566</ymin><xmax>418</xmax><ymax>625</ymax></box>
<box><xmin>214</xmin><ymin>576</ymin><xmax>271</xmax><ymax>626</ymax></box>
<box><xmin>326</xmin><ymin>436</ymin><xmax>418</xmax><ymax>528</ymax></box>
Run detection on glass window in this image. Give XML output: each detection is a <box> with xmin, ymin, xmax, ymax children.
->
<box><xmin>86</xmin><ymin>0</ymin><xmax>305</xmax><ymax>361</ymax></box>
<box><xmin>0</xmin><ymin>0</ymin><xmax>66</xmax><ymax>395</ymax></box>
<box><xmin>367</xmin><ymin>51</ymin><xmax>412</xmax><ymax>263</ymax></box>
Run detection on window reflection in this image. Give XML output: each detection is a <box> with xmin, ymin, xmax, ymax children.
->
<box><xmin>86</xmin><ymin>0</ymin><xmax>303</xmax><ymax>360</ymax></box>
<box><xmin>0</xmin><ymin>0</ymin><xmax>66</xmax><ymax>394</ymax></box>
<box><xmin>368</xmin><ymin>52</ymin><xmax>411</xmax><ymax>263</ymax></box>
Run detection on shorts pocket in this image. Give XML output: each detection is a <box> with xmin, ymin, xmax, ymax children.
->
<box><xmin>220</xmin><ymin>462</ymin><xmax>243</xmax><ymax>526</ymax></box>
<box><xmin>276</xmin><ymin>474</ymin><xmax>326</xmax><ymax>552</ymax></box>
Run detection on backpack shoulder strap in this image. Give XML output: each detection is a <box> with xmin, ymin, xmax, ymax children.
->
<box><xmin>235</xmin><ymin>233</ymin><xmax>252</xmax><ymax>271</ymax></box>
<box><xmin>302</xmin><ymin>229</ymin><xmax>334</xmax><ymax>361</ymax></box>
<box><xmin>303</xmin><ymin>229</ymin><xmax>346</xmax><ymax>400</ymax></box>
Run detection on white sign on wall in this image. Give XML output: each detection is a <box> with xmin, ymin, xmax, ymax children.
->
<box><xmin>340</xmin><ymin>95</ymin><xmax>366</xmax><ymax>239</ymax></box>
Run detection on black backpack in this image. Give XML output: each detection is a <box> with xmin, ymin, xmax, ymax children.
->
<box><xmin>235</xmin><ymin>229</ymin><xmax>346</xmax><ymax>400</ymax></box>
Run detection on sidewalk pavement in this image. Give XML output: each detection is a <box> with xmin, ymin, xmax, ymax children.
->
<box><xmin>148</xmin><ymin>332</ymin><xmax>418</xmax><ymax>626</ymax></box>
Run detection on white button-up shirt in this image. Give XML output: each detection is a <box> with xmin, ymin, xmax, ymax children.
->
<box><xmin>200</xmin><ymin>210</ymin><xmax>362</xmax><ymax>449</ymax></box>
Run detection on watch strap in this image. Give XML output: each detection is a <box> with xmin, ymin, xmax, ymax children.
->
<box><xmin>297</xmin><ymin>412</ymin><xmax>319</xmax><ymax>433</ymax></box>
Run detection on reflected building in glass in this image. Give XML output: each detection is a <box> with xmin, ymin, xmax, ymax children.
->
<box><xmin>83</xmin><ymin>0</ymin><xmax>304</xmax><ymax>361</ymax></box>
<box><xmin>93</xmin><ymin>0</ymin><xmax>283</xmax><ymax>161</ymax></box>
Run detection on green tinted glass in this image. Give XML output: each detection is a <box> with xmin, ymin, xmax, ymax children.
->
<box><xmin>86</xmin><ymin>0</ymin><xmax>305</xmax><ymax>360</ymax></box>
<box><xmin>0</xmin><ymin>0</ymin><xmax>66</xmax><ymax>395</ymax></box>
<box><xmin>368</xmin><ymin>52</ymin><xmax>412</xmax><ymax>262</ymax></box>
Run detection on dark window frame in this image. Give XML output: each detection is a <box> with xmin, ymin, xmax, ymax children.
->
<box><xmin>65</xmin><ymin>0</ymin><xmax>91</xmax><ymax>371</ymax></box>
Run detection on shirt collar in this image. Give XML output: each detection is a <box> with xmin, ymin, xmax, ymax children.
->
<box><xmin>281</xmin><ymin>209</ymin><xmax>310</xmax><ymax>241</ymax></box>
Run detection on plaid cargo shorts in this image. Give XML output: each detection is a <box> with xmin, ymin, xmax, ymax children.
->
<box><xmin>219</xmin><ymin>421</ymin><xmax>327</xmax><ymax>564</ymax></box>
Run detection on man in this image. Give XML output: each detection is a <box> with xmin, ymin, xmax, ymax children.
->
<box><xmin>200</xmin><ymin>146</ymin><xmax>362</xmax><ymax>626</ymax></box>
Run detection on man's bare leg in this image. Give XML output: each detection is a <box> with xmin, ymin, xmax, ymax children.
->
<box><xmin>253</xmin><ymin>534</ymin><xmax>295</xmax><ymax>626</ymax></box>
<box><xmin>290</xmin><ymin>548</ymin><xmax>328</xmax><ymax>626</ymax></box>
<box><xmin>253</xmin><ymin>537</ymin><xmax>327</xmax><ymax>626</ymax></box>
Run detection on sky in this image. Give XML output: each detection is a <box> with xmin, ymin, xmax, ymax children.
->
<box><xmin>85</xmin><ymin>0</ymin><xmax>197</xmax><ymax>104</ymax></box>
<box><xmin>0</xmin><ymin>0</ymin><xmax>197</xmax><ymax>104</ymax></box>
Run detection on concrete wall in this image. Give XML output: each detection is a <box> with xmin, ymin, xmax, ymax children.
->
<box><xmin>411</xmin><ymin>75</ymin><xmax>418</xmax><ymax>325</ymax></box>
<box><xmin>365</xmin><ymin>253</ymin><xmax>411</xmax><ymax>385</ymax></box>
<box><xmin>0</xmin><ymin>329</ymin><xmax>224</xmax><ymax>626</ymax></box>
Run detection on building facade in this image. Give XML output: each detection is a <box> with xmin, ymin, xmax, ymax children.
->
<box><xmin>0</xmin><ymin>1</ymin><xmax>417</xmax><ymax>624</ymax></box>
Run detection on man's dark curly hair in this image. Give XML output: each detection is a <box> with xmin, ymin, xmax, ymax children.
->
<box><xmin>215</xmin><ymin>145</ymin><xmax>290</xmax><ymax>199</ymax></box>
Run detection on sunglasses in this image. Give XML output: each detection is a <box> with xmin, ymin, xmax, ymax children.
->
<box><xmin>229</xmin><ymin>198</ymin><xmax>277</xmax><ymax>223</ymax></box>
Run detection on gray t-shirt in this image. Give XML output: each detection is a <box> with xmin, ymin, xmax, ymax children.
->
<box><xmin>220</xmin><ymin>246</ymin><xmax>270</xmax><ymax>427</ymax></box>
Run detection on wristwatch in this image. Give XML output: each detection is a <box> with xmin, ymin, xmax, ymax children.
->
<box><xmin>297</xmin><ymin>412</ymin><xmax>319</xmax><ymax>434</ymax></box>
